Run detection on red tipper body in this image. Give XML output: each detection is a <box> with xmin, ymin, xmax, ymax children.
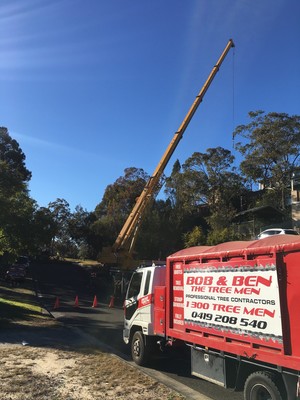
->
<box><xmin>159</xmin><ymin>235</ymin><xmax>300</xmax><ymax>370</ymax></box>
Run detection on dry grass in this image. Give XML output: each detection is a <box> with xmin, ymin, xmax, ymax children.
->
<box><xmin>0</xmin><ymin>344</ymin><xmax>185</xmax><ymax>400</ymax></box>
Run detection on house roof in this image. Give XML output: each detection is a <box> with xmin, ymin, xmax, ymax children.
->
<box><xmin>233</xmin><ymin>205</ymin><xmax>285</xmax><ymax>220</ymax></box>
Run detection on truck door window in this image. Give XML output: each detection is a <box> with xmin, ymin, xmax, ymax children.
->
<box><xmin>143</xmin><ymin>271</ymin><xmax>151</xmax><ymax>295</ymax></box>
<box><xmin>127</xmin><ymin>272</ymin><xmax>142</xmax><ymax>298</ymax></box>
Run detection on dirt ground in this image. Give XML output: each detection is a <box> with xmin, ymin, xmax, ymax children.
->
<box><xmin>0</xmin><ymin>344</ymin><xmax>184</xmax><ymax>400</ymax></box>
<box><xmin>0</xmin><ymin>320</ymin><xmax>185</xmax><ymax>400</ymax></box>
<box><xmin>0</xmin><ymin>277</ymin><xmax>185</xmax><ymax>400</ymax></box>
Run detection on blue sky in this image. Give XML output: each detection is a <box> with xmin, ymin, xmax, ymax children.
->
<box><xmin>1</xmin><ymin>0</ymin><xmax>299</xmax><ymax>211</ymax></box>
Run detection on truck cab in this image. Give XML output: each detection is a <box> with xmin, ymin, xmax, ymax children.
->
<box><xmin>123</xmin><ymin>263</ymin><xmax>165</xmax><ymax>364</ymax></box>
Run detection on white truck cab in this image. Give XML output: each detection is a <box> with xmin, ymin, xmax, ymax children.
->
<box><xmin>123</xmin><ymin>263</ymin><xmax>165</xmax><ymax>364</ymax></box>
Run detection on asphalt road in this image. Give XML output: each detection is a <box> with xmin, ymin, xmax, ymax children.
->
<box><xmin>31</xmin><ymin>260</ymin><xmax>243</xmax><ymax>400</ymax></box>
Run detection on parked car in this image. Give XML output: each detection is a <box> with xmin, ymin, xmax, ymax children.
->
<box><xmin>257</xmin><ymin>228</ymin><xmax>299</xmax><ymax>239</ymax></box>
<box><xmin>5</xmin><ymin>264</ymin><xmax>26</xmax><ymax>285</ymax></box>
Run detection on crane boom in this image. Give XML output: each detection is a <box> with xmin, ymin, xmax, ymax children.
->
<box><xmin>113</xmin><ymin>39</ymin><xmax>235</xmax><ymax>254</ymax></box>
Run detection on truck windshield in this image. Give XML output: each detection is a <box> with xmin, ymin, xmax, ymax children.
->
<box><xmin>127</xmin><ymin>272</ymin><xmax>142</xmax><ymax>299</ymax></box>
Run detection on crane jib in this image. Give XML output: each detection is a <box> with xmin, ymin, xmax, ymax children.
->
<box><xmin>113</xmin><ymin>39</ymin><xmax>235</xmax><ymax>253</ymax></box>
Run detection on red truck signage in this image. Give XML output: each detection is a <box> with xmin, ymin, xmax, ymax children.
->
<box><xmin>183</xmin><ymin>261</ymin><xmax>282</xmax><ymax>343</ymax></box>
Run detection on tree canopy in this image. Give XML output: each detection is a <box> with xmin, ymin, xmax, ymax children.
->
<box><xmin>94</xmin><ymin>167</ymin><xmax>150</xmax><ymax>247</ymax></box>
<box><xmin>234</xmin><ymin>111</ymin><xmax>300</xmax><ymax>209</ymax></box>
<box><xmin>0</xmin><ymin>127</ymin><xmax>31</xmax><ymax>195</ymax></box>
<box><xmin>0</xmin><ymin>128</ymin><xmax>34</xmax><ymax>258</ymax></box>
<box><xmin>0</xmin><ymin>128</ymin><xmax>57</xmax><ymax>260</ymax></box>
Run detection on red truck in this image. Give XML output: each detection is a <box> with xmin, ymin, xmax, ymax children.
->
<box><xmin>123</xmin><ymin>235</ymin><xmax>300</xmax><ymax>400</ymax></box>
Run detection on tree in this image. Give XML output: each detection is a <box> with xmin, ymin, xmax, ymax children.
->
<box><xmin>68</xmin><ymin>205</ymin><xmax>98</xmax><ymax>259</ymax></box>
<box><xmin>0</xmin><ymin>127</ymin><xmax>31</xmax><ymax>195</ymax></box>
<box><xmin>95</xmin><ymin>167</ymin><xmax>150</xmax><ymax>248</ymax></box>
<box><xmin>234</xmin><ymin>111</ymin><xmax>300</xmax><ymax>209</ymax></box>
<box><xmin>0</xmin><ymin>128</ymin><xmax>34</xmax><ymax>257</ymax></box>
<box><xmin>164</xmin><ymin>160</ymin><xmax>184</xmax><ymax>207</ymax></box>
<box><xmin>183</xmin><ymin>226</ymin><xmax>206</xmax><ymax>248</ymax></box>
<box><xmin>165</xmin><ymin>158</ymin><xmax>208</xmax><ymax>213</ymax></box>
<box><xmin>135</xmin><ymin>198</ymin><xmax>177</xmax><ymax>259</ymax></box>
<box><xmin>182</xmin><ymin>147</ymin><xmax>243</xmax><ymax>207</ymax></box>
<box><xmin>164</xmin><ymin>159</ymin><xmax>209</xmax><ymax>244</ymax></box>
<box><xmin>30</xmin><ymin>207</ymin><xmax>57</xmax><ymax>255</ymax></box>
<box><xmin>166</xmin><ymin>147</ymin><xmax>244</xmax><ymax>244</ymax></box>
<box><xmin>184</xmin><ymin>148</ymin><xmax>246</xmax><ymax>243</ymax></box>
<box><xmin>48</xmin><ymin>198</ymin><xmax>74</xmax><ymax>257</ymax></box>
<box><xmin>0</xmin><ymin>192</ymin><xmax>36</xmax><ymax>256</ymax></box>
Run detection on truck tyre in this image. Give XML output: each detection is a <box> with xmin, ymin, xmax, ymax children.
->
<box><xmin>244</xmin><ymin>371</ymin><xmax>283</xmax><ymax>400</ymax></box>
<box><xmin>131</xmin><ymin>331</ymin><xmax>148</xmax><ymax>366</ymax></box>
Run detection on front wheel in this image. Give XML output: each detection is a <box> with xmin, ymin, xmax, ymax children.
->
<box><xmin>244</xmin><ymin>371</ymin><xmax>283</xmax><ymax>400</ymax></box>
<box><xmin>131</xmin><ymin>331</ymin><xmax>149</xmax><ymax>366</ymax></box>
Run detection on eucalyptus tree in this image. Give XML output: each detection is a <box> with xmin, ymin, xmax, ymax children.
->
<box><xmin>0</xmin><ymin>127</ymin><xmax>31</xmax><ymax>194</ymax></box>
<box><xmin>184</xmin><ymin>147</ymin><xmax>245</xmax><ymax>242</ymax></box>
<box><xmin>0</xmin><ymin>127</ymin><xmax>33</xmax><ymax>257</ymax></box>
<box><xmin>29</xmin><ymin>206</ymin><xmax>57</xmax><ymax>255</ymax></box>
<box><xmin>234</xmin><ymin>111</ymin><xmax>300</xmax><ymax>209</ymax></box>
<box><xmin>165</xmin><ymin>147</ymin><xmax>246</xmax><ymax>244</ymax></box>
<box><xmin>48</xmin><ymin>198</ymin><xmax>75</xmax><ymax>257</ymax></box>
<box><xmin>68</xmin><ymin>205</ymin><xmax>98</xmax><ymax>259</ymax></box>
<box><xmin>94</xmin><ymin>167</ymin><xmax>150</xmax><ymax>247</ymax></box>
<box><xmin>135</xmin><ymin>198</ymin><xmax>177</xmax><ymax>259</ymax></box>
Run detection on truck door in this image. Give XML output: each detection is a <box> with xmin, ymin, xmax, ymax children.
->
<box><xmin>124</xmin><ymin>270</ymin><xmax>143</xmax><ymax>321</ymax></box>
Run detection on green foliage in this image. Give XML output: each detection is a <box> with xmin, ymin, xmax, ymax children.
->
<box><xmin>234</xmin><ymin>111</ymin><xmax>300</xmax><ymax>209</ymax></box>
<box><xmin>96</xmin><ymin>167</ymin><xmax>149</xmax><ymax>217</ymax></box>
<box><xmin>0</xmin><ymin>128</ymin><xmax>36</xmax><ymax>257</ymax></box>
<box><xmin>94</xmin><ymin>167</ymin><xmax>150</xmax><ymax>249</ymax></box>
<box><xmin>29</xmin><ymin>207</ymin><xmax>57</xmax><ymax>254</ymax></box>
<box><xmin>68</xmin><ymin>206</ymin><xmax>98</xmax><ymax>259</ymax></box>
<box><xmin>165</xmin><ymin>147</ymin><xmax>246</xmax><ymax>247</ymax></box>
<box><xmin>206</xmin><ymin>227</ymin><xmax>239</xmax><ymax>246</ymax></box>
<box><xmin>2</xmin><ymin>192</ymin><xmax>36</xmax><ymax>255</ymax></box>
<box><xmin>206</xmin><ymin>200</ymin><xmax>237</xmax><ymax>232</ymax></box>
<box><xmin>47</xmin><ymin>198</ymin><xmax>71</xmax><ymax>257</ymax></box>
<box><xmin>0</xmin><ymin>127</ymin><xmax>31</xmax><ymax>194</ymax></box>
<box><xmin>183</xmin><ymin>147</ymin><xmax>245</xmax><ymax>208</ymax></box>
<box><xmin>136</xmin><ymin>199</ymin><xmax>177</xmax><ymax>259</ymax></box>
<box><xmin>183</xmin><ymin>226</ymin><xmax>206</xmax><ymax>248</ymax></box>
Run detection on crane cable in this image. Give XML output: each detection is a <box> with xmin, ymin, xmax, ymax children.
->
<box><xmin>232</xmin><ymin>45</ymin><xmax>236</xmax><ymax>150</ymax></box>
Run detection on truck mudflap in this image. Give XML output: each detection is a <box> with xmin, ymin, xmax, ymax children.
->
<box><xmin>191</xmin><ymin>347</ymin><xmax>226</xmax><ymax>387</ymax></box>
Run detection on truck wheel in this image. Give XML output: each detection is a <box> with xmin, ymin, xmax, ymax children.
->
<box><xmin>131</xmin><ymin>331</ymin><xmax>148</xmax><ymax>366</ymax></box>
<box><xmin>244</xmin><ymin>371</ymin><xmax>283</xmax><ymax>400</ymax></box>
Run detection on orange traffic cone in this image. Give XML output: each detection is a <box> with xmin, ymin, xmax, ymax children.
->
<box><xmin>92</xmin><ymin>295</ymin><xmax>98</xmax><ymax>308</ymax></box>
<box><xmin>108</xmin><ymin>295</ymin><xmax>114</xmax><ymax>308</ymax></box>
<box><xmin>74</xmin><ymin>295</ymin><xmax>79</xmax><ymax>308</ymax></box>
<box><xmin>54</xmin><ymin>297</ymin><xmax>60</xmax><ymax>310</ymax></box>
